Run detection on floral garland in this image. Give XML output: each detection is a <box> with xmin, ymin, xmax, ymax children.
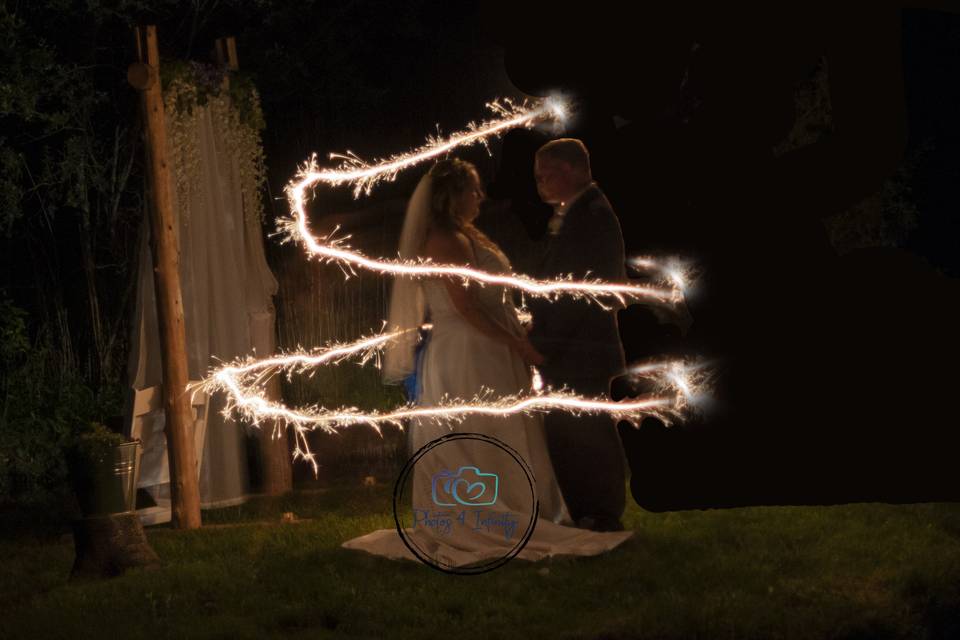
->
<box><xmin>162</xmin><ymin>61</ymin><xmax>267</xmax><ymax>225</ymax></box>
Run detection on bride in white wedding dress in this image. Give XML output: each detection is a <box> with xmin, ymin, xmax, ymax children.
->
<box><xmin>341</xmin><ymin>159</ymin><xmax>632</xmax><ymax>569</ymax></box>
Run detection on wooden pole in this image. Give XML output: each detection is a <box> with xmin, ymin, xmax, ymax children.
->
<box><xmin>216</xmin><ymin>34</ymin><xmax>293</xmax><ymax>495</ymax></box>
<box><xmin>128</xmin><ymin>25</ymin><xmax>202</xmax><ymax>529</ymax></box>
<box><xmin>214</xmin><ymin>36</ymin><xmax>239</xmax><ymax>71</ymax></box>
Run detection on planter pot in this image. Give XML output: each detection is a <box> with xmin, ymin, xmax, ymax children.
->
<box><xmin>70</xmin><ymin>440</ymin><xmax>142</xmax><ymax>518</ymax></box>
<box><xmin>68</xmin><ymin>439</ymin><xmax>159</xmax><ymax>580</ymax></box>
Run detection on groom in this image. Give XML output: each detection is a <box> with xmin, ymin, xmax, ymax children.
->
<box><xmin>528</xmin><ymin>138</ymin><xmax>628</xmax><ymax>532</ymax></box>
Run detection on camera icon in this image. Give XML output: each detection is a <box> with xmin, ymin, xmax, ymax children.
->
<box><xmin>431</xmin><ymin>466</ymin><xmax>499</xmax><ymax>507</ymax></box>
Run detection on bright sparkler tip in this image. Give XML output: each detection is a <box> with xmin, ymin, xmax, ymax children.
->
<box><xmin>629</xmin><ymin>256</ymin><xmax>694</xmax><ymax>295</ymax></box>
<box><xmin>544</xmin><ymin>95</ymin><xmax>570</xmax><ymax>122</ymax></box>
<box><xmin>531</xmin><ymin>367</ymin><xmax>544</xmax><ymax>392</ymax></box>
<box><xmin>626</xmin><ymin>359</ymin><xmax>715</xmax><ymax>416</ymax></box>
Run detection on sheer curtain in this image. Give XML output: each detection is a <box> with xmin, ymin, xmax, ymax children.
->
<box><xmin>128</xmin><ymin>103</ymin><xmax>278</xmax><ymax>510</ymax></box>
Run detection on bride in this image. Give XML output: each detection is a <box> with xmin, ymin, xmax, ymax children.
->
<box><xmin>342</xmin><ymin>159</ymin><xmax>632</xmax><ymax>568</ymax></box>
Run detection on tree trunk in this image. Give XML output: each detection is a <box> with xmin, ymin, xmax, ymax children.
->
<box><xmin>70</xmin><ymin>513</ymin><xmax>160</xmax><ymax>580</ymax></box>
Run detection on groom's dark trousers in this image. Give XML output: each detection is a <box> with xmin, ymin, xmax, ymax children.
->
<box><xmin>529</xmin><ymin>184</ymin><xmax>628</xmax><ymax>525</ymax></box>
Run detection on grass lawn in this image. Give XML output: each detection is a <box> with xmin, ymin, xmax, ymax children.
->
<box><xmin>2</xmin><ymin>484</ymin><xmax>959</xmax><ymax>639</ymax></box>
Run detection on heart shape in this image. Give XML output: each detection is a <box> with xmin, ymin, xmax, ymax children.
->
<box><xmin>453</xmin><ymin>478</ymin><xmax>486</xmax><ymax>503</ymax></box>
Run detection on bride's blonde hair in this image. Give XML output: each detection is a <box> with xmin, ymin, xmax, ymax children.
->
<box><xmin>427</xmin><ymin>159</ymin><xmax>510</xmax><ymax>268</ymax></box>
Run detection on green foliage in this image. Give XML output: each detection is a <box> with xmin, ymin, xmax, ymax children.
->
<box><xmin>0</xmin><ymin>4</ymin><xmax>116</xmax><ymax>234</ymax></box>
<box><xmin>0</xmin><ymin>142</ymin><xmax>24</xmax><ymax>232</ymax></box>
<box><xmin>70</xmin><ymin>421</ymin><xmax>127</xmax><ymax>465</ymax></box>
<box><xmin>163</xmin><ymin>61</ymin><xmax>268</xmax><ymax>224</ymax></box>
<box><xmin>0</xmin><ymin>296</ymin><xmax>121</xmax><ymax>505</ymax></box>
<box><xmin>826</xmin><ymin>139</ymin><xmax>928</xmax><ymax>255</ymax></box>
<box><xmin>229</xmin><ymin>74</ymin><xmax>267</xmax><ymax>133</ymax></box>
<box><xmin>770</xmin><ymin>55</ymin><xmax>924</xmax><ymax>254</ymax></box>
<box><xmin>160</xmin><ymin>60</ymin><xmax>266</xmax><ymax>132</ymax></box>
<box><xmin>0</xmin><ymin>2</ymin><xmax>267</xmax><ymax>508</ymax></box>
<box><xmin>0</xmin><ymin>3</ymin><xmax>145</xmax><ymax>422</ymax></box>
<box><xmin>0</xmin><ymin>295</ymin><xmax>29</xmax><ymax>362</ymax></box>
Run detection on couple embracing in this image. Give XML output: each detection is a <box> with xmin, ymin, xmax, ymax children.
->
<box><xmin>343</xmin><ymin>139</ymin><xmax>632</xmax><ymax>567</ymax></box>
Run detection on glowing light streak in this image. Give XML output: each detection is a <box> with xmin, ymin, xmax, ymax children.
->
<box><xmin>288</xmin><ymin>98</ymin><xmax>566</xmax><ymax>198</ymax></box>
<box><xmin>279</xmin><ymin>97</ymin><xmax>686</xmax><ymax>307</ymax></box>
<box><xmin>196</xmin><ymin>96</ymin><xmax>708</xmax><ymax>474</ymax></box>
<box><xmin>629</xmin><ymin>256</ymin><xmax>694</xmax><ymax>293</ymax></box>
<box><xmin>195</xmin><ymin>331</ymin><xmax>702</xmax><ymax>474</ymax></box>
<box><xmin>626</xmin><ymin>359</ymin><xmax>714</xmax><ymax>419</ymax></box>
<box><xmin>282</xmin><ymin>223</ymin><xmax>681</xmax><ymax>308</ymax></box>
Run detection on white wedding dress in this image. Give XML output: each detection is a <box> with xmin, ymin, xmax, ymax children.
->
<box><xmin>342</xmin><ymin>238</ymin><xmax>633</xmax><ymax>567</ymax></box>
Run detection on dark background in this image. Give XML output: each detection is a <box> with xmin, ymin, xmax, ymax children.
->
<box><xmin>484</xmin><ymin>3</ymin><xmax>960</xmax><ymax>509</ymax></box>
<box><xmin>2</xmin><ymin>1</ymin><xmax>958</xmax><ymax>510</ymax></box>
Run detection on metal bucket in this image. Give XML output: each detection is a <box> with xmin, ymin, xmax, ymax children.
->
<box><xmin>74</xmin><ymin>440</ymin><xmax>142</xmax><ymax>517</ymax></box>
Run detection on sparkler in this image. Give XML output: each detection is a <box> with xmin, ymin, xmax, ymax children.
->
<box><xmin>625</xmin><ymin>359</ymin><xmax>714</xmax><ymax>417</ymax></box>
<box><xmin>196</xmin><ymin>96</ymin><xmax>707</xmax><ymax>473</ymax></box>
<box><xmin>194</xmin><ymin>329</ymin><xmax>702</xmax><ymax>474</ymax></box>
<box><xmin>278</xmin><ymin>97</ymin><xmax>685</xmax><ymax>307</ymax></box>
<box><xmin>628</xmin><ymin>256</ymin><xmax>693</xmax><ymax>293</ymax></box>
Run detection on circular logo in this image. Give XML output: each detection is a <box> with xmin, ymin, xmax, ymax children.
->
<box><xmin>392</xmin><ymin>432</ymin><xmax>539</xmax><ymax>574</ymax></box>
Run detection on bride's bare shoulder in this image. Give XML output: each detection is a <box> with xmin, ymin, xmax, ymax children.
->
<box><xmin>423</xmin><ymin>228</ymin><xmax>472</xmax><ymax>264</ymax></box>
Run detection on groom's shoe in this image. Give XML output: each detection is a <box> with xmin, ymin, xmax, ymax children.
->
<box><xmin>594</xmin><ymin>517</ymin><xmax>625</xmax><ymax>532</ymax></box>
<box><xmin>576</xmin><ymin>516</ymin><xmax>625</xmax><ymax>532</ymax></box>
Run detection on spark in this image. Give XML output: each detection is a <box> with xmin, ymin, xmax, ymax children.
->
<box><xmin>530</xmin><ymin>366</ymin><xmax>543</xmax><ymax>392</ymax></box>
<box><xmin>547</xmin><ymin>95</ymin><xmax>569</xmax><ymax>121</ymax></box>
<box><xmin>287</xmin><ymin>97</ymin><xmax>568</xmax><ymax>198</ymax></box>
<box><xmin>626</xmin><ymin>358</ymin><xmax>715</xmax><ymax>422</ymax></box>
<box><xmin>195</xmin><ymin>96</ymin><xmax>706</xmax><ymax>475</ymax></box>
<box><xmin>629</xmin><ymin>256</ymin><xmax>694</xmax><ymax>293</ymax></box>
<box><xmin>281</xmin><ymin>224</ymin><xmax>682</xmax><ymax>307</ymax></box>
<box><xmin>278</xmin><ymin>97</ymin><xmax>686</xmax><ymax>307</ymax></box>
<box><xmin>515</xmin><ymin>307</ymin><xmax>533</xmax><ymax>327</ymax></box>
<box><xmin>195</xmin><ymin>330</ymin><xmax>702</xmax><ymax>474</ymax></box>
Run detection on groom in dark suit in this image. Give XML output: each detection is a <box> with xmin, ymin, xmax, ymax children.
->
<box><xmin>528</xmin><ymin>138</ymin><xmax>628</xmax><ymax>532</ymax></box>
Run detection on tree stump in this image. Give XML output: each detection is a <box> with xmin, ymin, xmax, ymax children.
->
<box><xmin>71</xmin><ymin>512</ymin><xmax>160</xmax><ymax>580</ymax></box>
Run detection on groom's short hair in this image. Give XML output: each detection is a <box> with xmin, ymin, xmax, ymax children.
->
<box><xmin>536</xmin><ymin>138</ymin><xmax>591</xmax><ymax>174</ymax></box>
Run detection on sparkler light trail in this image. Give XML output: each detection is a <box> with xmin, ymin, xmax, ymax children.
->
<box><xmin>196</xmin><ymin>95</ymin><xmax>708</xmax><ymax>473</ymax></box>
<box><xmin>289</xmin><ymin>98</ymin><xmax>566</xmax><ymax>197</ymax></box>
<box><xmin>194</xmin><ymin>329</ymin><xmax>705</xmax><ymax>474</ymax></box>
<box><xmin>278</xmin><ymin>97</ymin><xmax>686</xmax><ymax>307</ymax></box>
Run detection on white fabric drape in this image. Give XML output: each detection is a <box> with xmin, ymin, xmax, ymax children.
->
<box><xmin>128</xmin><ymin>104</ymin><xmax>278</xmax><ymax>509</ymax></box>
<box><xmin>382</xmin><ymin>171</ymin><xmax>432</xmax><ymax>384</ymax></box>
